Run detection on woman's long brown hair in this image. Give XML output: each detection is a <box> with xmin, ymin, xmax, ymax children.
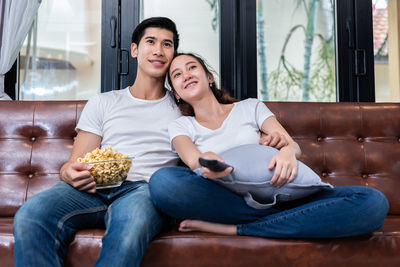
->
<box><xmin>167</xmin><ymin>53</ymin><xmax>238</xmax><ymax>116</ymax></box>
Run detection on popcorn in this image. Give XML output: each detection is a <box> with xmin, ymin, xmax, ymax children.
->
<box><xmin>77</xmin><ymin>146</ymin><xmax>131</xmax><ymax>185</ymax></box>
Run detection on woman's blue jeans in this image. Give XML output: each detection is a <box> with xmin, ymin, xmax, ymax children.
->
<box><xmin>13</xmin><ymin>181</ymin><xmax>166</xmax><ymax>267</ymax></box>
<box><xmin>149</xmin><ymin>166</ymin><xmax>389</xmax><ymax>238</ymax></box>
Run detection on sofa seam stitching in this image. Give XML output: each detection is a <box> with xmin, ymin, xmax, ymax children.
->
<box><xmin>25</xmin><ymin>103</ymin><xmax>36</xmax><ymax>202</ymax></box>
<box><xmin>360</xmin><ymin>105</ymin><xmax>368</xmax><ymax>183</ymax></box>
<box><xmin>320</xmin><ymin>105</ymin><xmax>326</xmax><ymax>176</ymax></box>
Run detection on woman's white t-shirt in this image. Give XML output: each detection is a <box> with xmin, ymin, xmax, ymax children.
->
<box><xmin>168</xmin><ymin>98</ymin><xmax>274</xmax><ymax>154</ymax></box>
<box><xmin>76</xmin><ymin>87</ymin><xmax>182</xmax><ymax>182</ymax></box>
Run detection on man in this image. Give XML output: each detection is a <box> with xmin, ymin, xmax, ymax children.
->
<box><xmin>14</xmin><ymin>17</ymin><xmax>181</xmax><ymax>267</ymax></box>
<box><xmin>13</xmin><ymin>16</ymin><xmax>285</xmax><ymax>267</ymax></box>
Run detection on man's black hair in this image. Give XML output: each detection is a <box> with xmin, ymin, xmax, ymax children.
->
<box><xmin>131</xmin><ymin>17</ymin><xmax>179</xmax><ymax>52</ymax></box>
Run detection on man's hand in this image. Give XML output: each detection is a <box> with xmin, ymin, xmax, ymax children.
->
<box><xmin>260</xmin><ymin>131</ymin><xmax>288</xmax><ymax>149</ymax></box>
<box><xmin>199</xmin><ymin>152</ymin><xmax>233</xmax><ymax>179</ymax></box>
<box><xmin>59</xmin><ymin>130</ymin><xmax>101</xmax><ymax>194</ymax></box>
<box><xmin>61</xmin><ymin>162</ymin><xmax>96</xmax><ymax>193</ymax></box>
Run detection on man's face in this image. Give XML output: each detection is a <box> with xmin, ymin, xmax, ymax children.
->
<box><xmin>131</xmin><ymin>27</ymin><xmax>175</xmax><ymax>79</ymax></box>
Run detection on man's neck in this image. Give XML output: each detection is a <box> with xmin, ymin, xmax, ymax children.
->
<box><xmin>129</xmin><ymin>72</ymin><xmax>166</xmax><ymax>100</ymax></box>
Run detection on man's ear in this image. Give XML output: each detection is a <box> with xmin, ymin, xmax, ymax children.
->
<box><xmin>208</xmin><ymin>73</ymin><xmax>215</xmax><ymax>83</ymax></box>
<box><xmin>131</xmin><ymin>43</ymin><xmax>138</xmax><ymax>58</ymax></box>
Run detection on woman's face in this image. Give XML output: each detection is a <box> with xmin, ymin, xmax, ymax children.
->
<box><xmin>169</xmin><ymin>55</ymin><xmax>213</xmax><ymax>102</ymax></box>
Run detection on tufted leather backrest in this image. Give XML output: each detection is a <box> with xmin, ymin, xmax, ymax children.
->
<box><xmin>0</xmin><ymin>101</ymin><xmax>86</xmax><ymax>217</ymax></box>
<box><xmin>267</xmin><ymin>102</ymin><xmax>400</xmax><ymax>214</ymax></box>
<box><xmin>0</xmin><ymin>101</ymin><xmax>399</xmax><ymax>218</ymax></box>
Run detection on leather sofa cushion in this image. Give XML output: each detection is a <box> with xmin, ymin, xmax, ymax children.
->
<box><xmin>2</xmin><ymin>217</ymin><xmax>400</xmax><ymax>267</ymax></box>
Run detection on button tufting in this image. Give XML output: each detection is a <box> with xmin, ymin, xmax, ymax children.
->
<box><xmin>357</xmin><ymin>137</ymin><xmax>364</xmax><ymax>142</ymax></box>
<box><xmin>317</xmin><ymin>137</ymin><xmax>323</xmax><ymax>142</ymax></box>
<box><xmin>322</xmin><ymin>172</ymin><xmax>328</xmax><ymax>177</ymax></box>
<box><xmin>28</xmin><ymin>174</ymin><xmax>33</xmax><ymax>179</ymax></box>
<box><xmin>31</xmin><ymin>137</ymin><xmax>36</xmax><ymax>142</ymax></box>
<box><xmin>362</xmin><ymin>174</ymin><xmax>368</xmax><ymax>179</ymax></box>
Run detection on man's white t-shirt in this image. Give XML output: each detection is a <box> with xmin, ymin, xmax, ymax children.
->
<box><xmin>168</xmin><ymin>98</ymin><xmax>274</xmax><ymax>154</ymax></box>
<box><xmin>76</xmin><ymin>87</ymin><xmax>181</xmax><ymax>182</ymax></box>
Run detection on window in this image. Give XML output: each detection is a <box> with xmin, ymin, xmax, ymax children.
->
<box><xmin>141</xmin><ymin>0</ymin><xmax>220</xmax><ymax>85</ymax></box>
<box><xmin>220</xmin><ymin>0</ymin><xmax>376</xmax><ymax>102</ymax></box>
<box><xmin>19</xmin><ymin>0</ymin><xmax>101</xmax><ymax>100</ymax></box>
<box><xmin>373</xmin><ymin>0</ymin><xmax>389</xmax><ymax>102</ymax></box>
<box><xmin>376</xmin><ymin>0</ymin><xmax>400</xmax><ymax>102</ymax></box>
<box><xmin>256</xmin><ymin>0</ymin><xmax>336</xmax><ymax>102</ymax></box>
<box><xmin>6</xmin><ymin>0</ymin><xmax>380</xmax><ymax>102</ymax></box>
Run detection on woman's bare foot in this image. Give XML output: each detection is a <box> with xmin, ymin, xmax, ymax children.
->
<box><xmin>179</xmin><ymin>219</ymin><xmax>237</xmax><ymax>235</ymax></box>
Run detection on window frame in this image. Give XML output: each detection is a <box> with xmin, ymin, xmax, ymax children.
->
<box><xmin>224</xmin><ymin>0</ymin><xmax>376</xmax><ymax>102</ymax></box>
<box><xmin>336</xmin><ymin>0</ymin><xmax>375</xmax><ymax>102</ymax></box>
<box><xmin>6</xmin><ymin>0</ymin><xmax>376</xmax><ymax>102</ymax></box>
<box><xmin>220</xmin><ymin>0</ymin><xmax>257</xmax><ymax>99</ymax></box>
<box><xmin>4</xmin><ymin>59</ymin><xmax>18</xmax><ymax>100</ymax></box>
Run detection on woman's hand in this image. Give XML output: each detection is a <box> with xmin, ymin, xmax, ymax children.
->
<box><xmin>268</xmin><ymin>147</ymin><xmax>298</xmax><ymax>187</ymax></box>
<box><xmin>199</xmin><ymin>152</ymin><xmax>233</xmax><ymax>179</ymax></box>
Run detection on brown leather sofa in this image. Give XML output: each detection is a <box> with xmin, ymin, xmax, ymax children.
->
<box><xmin>0</xmin><ymin>100</ymin><xmax>399</xmax><ymax>267</ymax></box>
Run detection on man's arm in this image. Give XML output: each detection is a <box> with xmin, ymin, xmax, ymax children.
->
<box><xmin>60</xmin><ymin>130</ymin><xmax>102</xmax><ymax>193</ymax></box>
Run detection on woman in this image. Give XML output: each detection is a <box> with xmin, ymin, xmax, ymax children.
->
<box><xmin>149</xmin><ymin>53</ymin><xmax>389</xmax><ymax>238</ymax></box>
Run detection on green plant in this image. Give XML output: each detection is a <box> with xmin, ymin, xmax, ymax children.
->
<box><xmin>267</xmin><ymin>0</ymin><xmax>335</xmax><ymax>101</ymax></box>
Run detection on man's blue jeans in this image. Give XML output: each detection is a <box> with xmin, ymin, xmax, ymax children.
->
<box><xmin>149</xmin><ymin>166</ymin><xmax>389</xmax><ymax>238</ymax></box>
<box><xmin>13</xmin><ymin>181</ymin><xmax>166</xmax><ymax>267</ymax></box>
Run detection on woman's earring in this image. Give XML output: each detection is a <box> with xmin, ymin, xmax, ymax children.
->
<box><xmin>177</xmin><ymin>98</ymin><xmax>180</xmax><ymax>103</ymax></box>
<box><xmin>209</xmin><ymin>83</ymin><xmax>213</xmax><ymax>88</ymax></box>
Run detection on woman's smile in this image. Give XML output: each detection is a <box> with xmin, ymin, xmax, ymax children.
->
<box><xmin>184</xmin><ymin>81</ymin><xmax>198</xmax><ymax>89</ymax></box>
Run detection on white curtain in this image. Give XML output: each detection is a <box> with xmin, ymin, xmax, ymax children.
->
<box><xmin>0</xmin><ymin>0</ymin><xmax>41</xmax><ymax>100</ymax></box>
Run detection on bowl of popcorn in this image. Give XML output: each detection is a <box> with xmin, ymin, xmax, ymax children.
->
<box><xmin>77</xmin><ymin>146</ymin><xmax>132</xmax><ymax>189</ymax></box>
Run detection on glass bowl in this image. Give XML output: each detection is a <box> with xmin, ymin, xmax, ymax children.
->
<box><xmin>86</xmin><ymin>157</ymin><xmax>133</xmax><ymax>189</ymax></box>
